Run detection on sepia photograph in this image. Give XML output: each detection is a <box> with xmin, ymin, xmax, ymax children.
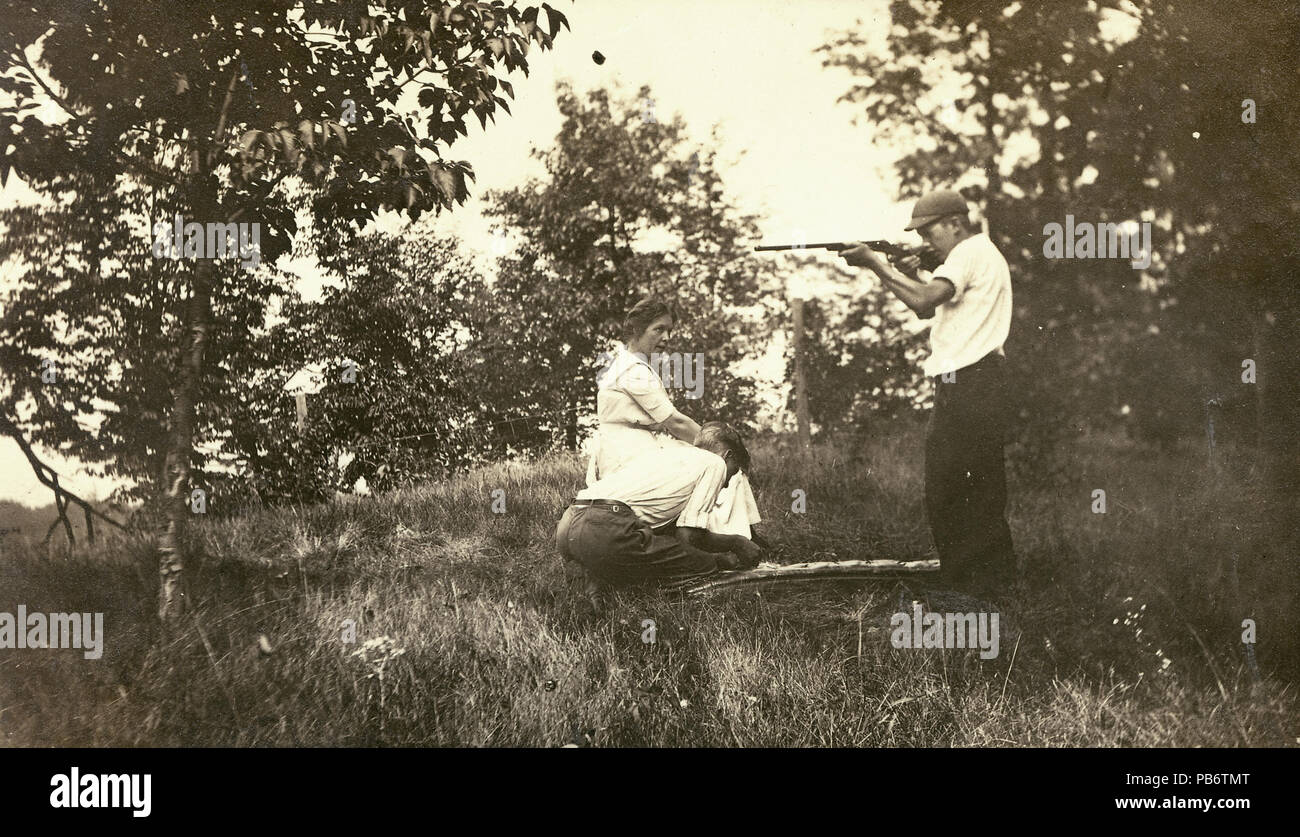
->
<box><xmin>0</xmin><ymin>0</ymin><xmax>1296</xmax><ymax>784</ymax></box>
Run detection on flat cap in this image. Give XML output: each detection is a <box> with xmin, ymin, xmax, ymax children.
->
<box><xmin>904</xmin><ymin>190</ymin><xmax>969</xmax><ymax>231</ymax></box>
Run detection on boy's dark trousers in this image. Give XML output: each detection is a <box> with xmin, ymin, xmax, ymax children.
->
<box><xmin>555</xmin><ymin>500</ymin><xmax>717</xmax><ymax>588</ymax></box>
<box><xmin>924</xmin><ymin>352</ymin><xmax>1016</xmax><ymax>595</ymax></box>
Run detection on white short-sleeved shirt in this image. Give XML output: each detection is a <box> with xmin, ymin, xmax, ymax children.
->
<box><xmin>925</xmin><ymin>233</ymin><xmax>1012</xmax><ymax>377</ymax></box>
<box><xmin>577</xmin><ymin>445</ymin><xmax>728</xmax><ymax>529</ymax></box>
<box><xmin>587</xmin><ymin>346</ymin><xmax>680</xmax><ymax>483</ymax></box>
<box><xmin>596</xmin><ymin>346</ymin><xmax>676</xmax><ymax>425</ymax></box>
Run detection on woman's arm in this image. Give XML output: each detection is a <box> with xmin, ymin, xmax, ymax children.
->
<box><xmin>615</xmin><ymin>359</ymin><xmax>697</xmax><ymax>441</ymax></box>
<box><xmin>656</xmin><ymin>411</ymin><xmax>701</xmax><ymax>443</ymax></box>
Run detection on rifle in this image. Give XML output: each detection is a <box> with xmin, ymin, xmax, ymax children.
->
<box><xmin>754</xmin><ymin>239</ymin><xmax>943</xmax><ymax>273</ymax></box>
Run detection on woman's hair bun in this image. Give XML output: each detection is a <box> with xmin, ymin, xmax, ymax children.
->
<box><xmin>622</xmin><ymin>297</ymin><xmax>676</xmax><ymax>343</ymax></box>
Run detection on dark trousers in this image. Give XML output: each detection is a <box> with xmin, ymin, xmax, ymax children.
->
<box><xmin>925</xmin><ymin>353</ymin><xmax>1016</xmax><ymax>594</ymax></box>
<box><xmin>555</xmin><ymin>500</ymin><xmax>717</xmax><ymax>588</ymax></box>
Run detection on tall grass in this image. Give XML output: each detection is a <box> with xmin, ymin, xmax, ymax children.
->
<box><xmin>1</xmin><ymin>422</ymin><xmax>1295</xmax><ymax>746</ymax></box>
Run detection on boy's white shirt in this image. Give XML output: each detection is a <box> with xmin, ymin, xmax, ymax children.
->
<box><xmin>706</xmin><ymin>471</ymin><xmax>761</xmax><ymax>537</ymax></box>
<box><xmin>925</xmin><ymin>232</ymin><xmax>1012</xmax><ymax>377</ymax></box>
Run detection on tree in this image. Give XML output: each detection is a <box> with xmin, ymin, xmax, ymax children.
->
<box><xmin>481</xmin><ymin>83</ymin><xmax>780</xmax><ymax>449</ymax></box>
<box><xmin>219</xmin><ymin>224</ymin><xmax>499</xmax><ymax>506</ymax></box>
<box><xmin>789</xmin><ymin>274</ymin><xmax>928</xmax><ymax>436</ymax></box>
<box><xmin>0</xmin><ymin>173</ymin><xmax>302</xmax><ymax>524</ymax></box>
<box><xmin>1</xmin><ymin>0</ymin><xmax>569</xmax><ymax>629</ymax></box>
<box><xmin>818</xmin><ymin>0</ymin><xmax>1300</xmax><ymax>487</ymax></box>
<box><xmin>1089</xmin><ymin>2</ymin><xmax>1300</xmax><ymax>494</ymax></box>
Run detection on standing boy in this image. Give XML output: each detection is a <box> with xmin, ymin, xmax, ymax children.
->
<box><xmin>839</xmin><ymin>190</ymin><xmax>1016</xmax><ymax>598</ymax></box>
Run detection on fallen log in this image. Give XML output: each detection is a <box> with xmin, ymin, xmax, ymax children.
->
<box><xmin>687</xmin><ymin>558</ymin><xmax>940</xmax><ymax>594</ymax></box>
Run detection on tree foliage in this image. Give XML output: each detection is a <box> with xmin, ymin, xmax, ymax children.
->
<box><xmin>1</xmin><ymin>0</ymin><xmax>568</xmax><ymax>626</ymax></box>
<box><xmin>786</xmin><ymin>270</ymin><xmax>928</xmax><ymax>436</ymax></box>
<box><xmin>481</xmin><ymin>83</ymin><xmax>782</xmax><ymax>446</ymax></box>
<box><xmin>217</xmin><ymin>226</ymin><xmax>499</xmax><ymax>509</ymax></box>
<box><xmin>0</xmin><ymin>175</ymin><xmax>293</xmax><ymax>509</ymax></box>
<box><xmin>819</xmin><ymin>0</ymin><xmax>1300</xmax><ymax>486</ymax></box>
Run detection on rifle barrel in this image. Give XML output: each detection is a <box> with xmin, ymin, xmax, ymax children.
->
<box><xmin>754</xmin><ymin>239</ymin><xmax>942</xmax><ymax>271</ymax></box>
<box><xmin>752</xmin><ymin>242</ymin><xmax>850</xmax><ymax>252</ymax></box>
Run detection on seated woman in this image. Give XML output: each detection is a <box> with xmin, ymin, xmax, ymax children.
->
<box><xmin>559</xmin><ymin>422</ymin><xmax>764</xmax><ymax>589</ymax></box>
<box><xmin>586</xmin><ymin>298</ymin><xmax>761</xmax><ymax>539</ymax></box>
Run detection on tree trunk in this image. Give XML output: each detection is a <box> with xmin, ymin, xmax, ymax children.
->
<box><xmin>158</xmin><ymin>256</ymin><xmax>215</xmax><ymax>631</ymax></box>
<box><xmin>686</xmin><ymin>558</ymin><xmax>940</xmax><ymax>594</ymax></box>
<box><xmin>565</xmin><ymin>396</ymin><xmax>578</xmax><ymax>452</ymax></box>
<box><xmin>792</xmin><ymin>296</ymin><xmax>810</xmax><ymax>447</ymax></box>
<box><xmin>606</xmin><ymin>203</ymin><xmax>619</xmax><ymax>268</ymax></box>
<box><xmin>976</xmin><ymin>66</ymin><xmax>1004</xmax><ymax>234</ymax></box>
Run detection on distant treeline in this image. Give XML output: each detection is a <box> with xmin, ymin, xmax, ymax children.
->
<box><xmin>0</xmin><ymin>499</ymin><xmax>127</xmax><ymax>549</ymax></box>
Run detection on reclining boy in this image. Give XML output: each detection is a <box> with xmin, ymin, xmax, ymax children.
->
<box><xmin>556</xmin><ymin>422</ymin><xmax>765</xmax><ymax>588</ymax></box>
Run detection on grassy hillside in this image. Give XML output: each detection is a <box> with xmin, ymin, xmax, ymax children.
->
<box><xmin>1</xmin><ymin>421</ymin><xmax>1295</xmax><ymax>746</ymax></box>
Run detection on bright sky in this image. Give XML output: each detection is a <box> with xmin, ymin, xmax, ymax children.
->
<box><xmin>427</xmin><ymin>0</ymin><xmax>906</xmax><ymax>244</ymax></box>
<box><xmin>0</xmin><ymin>0</ymin><xmax>927</xmax><ymax>506</ymax></box>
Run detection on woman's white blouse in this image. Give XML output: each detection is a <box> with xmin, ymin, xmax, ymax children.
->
<box><xmin>587</xmin><ymin>346</ymin><xmax>686</xmax><ymax>484</ymax></box>
<box><xmin>584</xmin><ymin>344</ymin><xmax>761</xmax><ymax>537</ymax></box>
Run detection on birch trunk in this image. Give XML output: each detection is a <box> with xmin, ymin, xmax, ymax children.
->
<box><xmin>158</xmin><ymin>256</ymin><xmax>214</xmax><ymax>630</ymax></box>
